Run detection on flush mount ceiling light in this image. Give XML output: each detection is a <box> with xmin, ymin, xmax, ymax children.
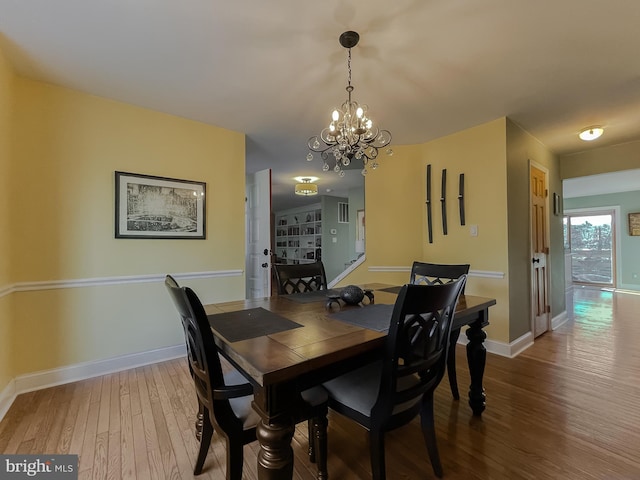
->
<box><xmin>579</xmin><ymin>126</ymin><xmax>604</xmax><ymax>141</ymax></box>
<box><xmin>294</xmin><ymin>177</ymin><xmax>318</xmax><ymax>196</ymax></box>
<box><xmin>306</xmin><ymin>31</ymin><xmax>392</xmax><ymax>177</ymax></box>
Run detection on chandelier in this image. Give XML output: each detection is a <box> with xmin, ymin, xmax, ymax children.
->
<box><xmin>294</xmin><ymin>177</ymin><xmax>318</xmax><ymax>196</ymax></box>
<box><xmin>306</xmin><ymin>31</ymin><xmax>392</xmax><ymax>177</ymax></box>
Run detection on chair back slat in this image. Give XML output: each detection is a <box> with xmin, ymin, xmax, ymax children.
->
<box><xmin>410</xmin><ymin>261</ymin><xmax>470</xmax><ymax>292</ymax></box>
<box><xmin>273</xmin><ymin>261</ymin><xmax>328</xmax><ymax>295</ymax></box>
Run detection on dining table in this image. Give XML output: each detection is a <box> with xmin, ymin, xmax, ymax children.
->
<box><xmin>203</xmin><ymin>283</ymin><xmax>496</xmax><ymax>480</ymax></box>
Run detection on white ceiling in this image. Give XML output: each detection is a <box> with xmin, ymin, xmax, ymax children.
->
<box><xmin>2</xmin><ymin>0</ymin><xmax>640</xmax><ymax>210</ymax></box>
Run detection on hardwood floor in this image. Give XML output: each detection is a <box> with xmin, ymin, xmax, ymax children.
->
<box><xmin>1</xmin><ymin>287</ymin><xmax>639</xmax><ymax>479</ymax></box>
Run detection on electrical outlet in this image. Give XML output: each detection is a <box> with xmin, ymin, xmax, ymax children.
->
<box><xmin>470</xmin><ymin>225</ymin><xmax>478</xmax><ymax>237</ymax></box>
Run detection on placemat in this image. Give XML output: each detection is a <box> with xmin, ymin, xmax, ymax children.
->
<box><xmin>207</xmin><ymin>307</ymin><xmax>302</xmax><ymax>342</ymax></box>
<box><xmin>330</xmin><ymin>304</ymin><xmax>395</xmax><ymax>332</ymax></box>
<box><xmin>379</xmin><ymin>285</ymin><xmax>403</xmax><ymax>294</ymax></box>
<box><xmin>280</xmin><ymin>289</ymin><xmax>342</xmax><ymax>303</ymax></box>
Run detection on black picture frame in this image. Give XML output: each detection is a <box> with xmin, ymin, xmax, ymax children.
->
<box><xmin>115</xmin><ymin>171</ymin><xmax>206</xmax><ymax>239</ymax></box>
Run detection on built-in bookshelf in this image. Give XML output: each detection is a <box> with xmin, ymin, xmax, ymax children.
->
<box><xmin>275</xmin><ymin>208</ymin><xmax>322</xmax><ymax>264</ymax></box>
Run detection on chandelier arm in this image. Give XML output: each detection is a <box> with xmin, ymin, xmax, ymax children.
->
<box><xmin>308</xmin><ymin>135</ymin><xmax>338</xmax><ymax>154</ymax></box>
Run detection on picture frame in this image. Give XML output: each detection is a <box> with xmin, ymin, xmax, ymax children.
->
<box><xmin>115</xmin><ymin>171</ymin><xmax>206</xmax><ymax>239</ymax></box>
<box><xmin>629</xmin><ymin>212</ymin><xmax>640</xmax><ymax>236</ymax></box>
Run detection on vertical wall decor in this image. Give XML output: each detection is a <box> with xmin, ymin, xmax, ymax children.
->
<box><xmin>426</xmin><ymin>164</ymin><xmax>433</xmax><ymax>243</ymax></box>
<box><xmin>441</xmin><ymin>168</ymin><xmax>448</xmax><ymax>235</ymax></box>
<box><xmin>553</xmin><ymin>192</ymin><xmax>561</xmax><ymax>216</ymax></box>
<box><xmin>458</xmin><ymin>173</ymin><xmax>466</xmax><ymax>225</ymax></box>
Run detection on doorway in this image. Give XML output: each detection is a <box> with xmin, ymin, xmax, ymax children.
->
<box><xmin>564</xmin><ymin>208</ymin><xmax>618</xmax><ymax>288</ymax></box>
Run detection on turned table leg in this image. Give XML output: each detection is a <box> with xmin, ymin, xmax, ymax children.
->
<box><xmin>256</xmin><ymin>419</ymin><xmax>295</xmax><ymax>480</ymax></box>
<box><xmin>466</xmin><ymin>318</ymin><xmax>487</xmax><ymax>416</ymax></box>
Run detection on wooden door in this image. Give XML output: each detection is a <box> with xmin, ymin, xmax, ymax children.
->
<box><xmin>531</xmin><ymin>165</ymin><xmax>550</xmax><ymax>337</ymax></box>
<box><xmin>245</xmin><ymin>169</ymin><xmax>272</xmax><ymax>299</ymax></box>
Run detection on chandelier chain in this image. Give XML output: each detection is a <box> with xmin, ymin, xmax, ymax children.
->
<box><xmin>347</xmin><ymin>48</ymin><xmax>352</xmax><ymax>88</ymax></box>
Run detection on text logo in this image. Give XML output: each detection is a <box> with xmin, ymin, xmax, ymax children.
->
<box><xmin>1</xmin><ymin>455</ymin><xmax>78</xmax><ymax>479</ymax></box>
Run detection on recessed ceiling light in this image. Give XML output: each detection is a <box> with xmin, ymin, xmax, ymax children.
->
<box><xmin>579</xmin><ymin>126</ymin><xmax>604</xmax><ymax>141</ymax></box>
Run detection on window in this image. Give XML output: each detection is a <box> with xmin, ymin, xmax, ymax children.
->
<box><xmin>338</xmin><ymin>202</ymin><xmax>349</xmax><ymax>223</ymax></box>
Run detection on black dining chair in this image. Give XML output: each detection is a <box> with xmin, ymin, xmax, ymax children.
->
<box><xmin>164</xmin><ymin>275</ymin><xmax>329</xmax><ymax>479</ymax></box>
<box><xmin>323</xmin><ymin>277</ymin><xmax>467</xmax><ymax>480</ymax></box>
<box><xmin>273</xmin><ymin>261</ymin><xmax>328</xmax><ymax>295</ymax></box>
<box><xmin>410</xmin><ymin>261</ymin><xmax>470</xmax><ymax>400</ymax></box>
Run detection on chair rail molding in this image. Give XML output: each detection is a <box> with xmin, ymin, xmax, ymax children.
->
<box><xmin>367</xmin><ymin>266</ymin><xmax>505</xmax><ymax>279</ymax></box>
<box><xmin>0</xmin><ymin>269</ymin><xmax>243</xmax><ymax>295</ymax></box>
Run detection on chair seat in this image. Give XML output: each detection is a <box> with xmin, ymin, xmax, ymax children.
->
<box><xmin>301</xmin><ymin>385</ymin><xmax>329</xmax><ymax>408</ymax></box>
<box><xmin>323</xmin><ymin>361</ymin><xmax>422</xmax><ymax>418</ymax></box>
<box><xmin>225</xmin><ymin>369</ymin><xmax>262</xmax><ymax>429</ymax></box>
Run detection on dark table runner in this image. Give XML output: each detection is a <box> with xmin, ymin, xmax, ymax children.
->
<box><xmin>207</xmin><ymin>307</ymin><xmax>302</xmax><ymax>342</ymax></box>
<box><xmin>280</xmin><ymin>289</ymin><xmax>342</xmax><ymax>303</ymax></box>
<box><xmin>379</xmin><ymin>286</ymin><xmax>403</xmax><ymax>294</ymax></box>
<box><xmin>330</xmin><ymin>304</ymin><xmax>394</xmax><ymax>332</ymax></box>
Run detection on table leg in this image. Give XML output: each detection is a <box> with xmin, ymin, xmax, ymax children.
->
<box><xmin>447</xmin><ymin>327</ymin><xmax>462</xmax><ymax>400</ymax></box>
<box><xmin>256</xmin><ymin>419</ymin><xmax>295</xmax><ymax>479</ymax></box>
<box><xmin>466</xmin><ymin>319</ymin><xmax>487</xmax><ymax>415</ymax></box>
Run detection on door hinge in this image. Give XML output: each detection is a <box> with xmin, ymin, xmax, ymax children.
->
<box><xmin>546</xmin><ymin>305</ymin><xmax>551</xmax><ymax>313</ymax></box>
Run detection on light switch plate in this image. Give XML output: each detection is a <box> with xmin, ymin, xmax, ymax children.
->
<box><xmin>470</xmin><ymin>225</ymin><xmax>478</xmax><ymax>236</ymax></box>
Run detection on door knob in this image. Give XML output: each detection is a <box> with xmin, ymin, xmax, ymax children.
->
<box><xmin>261</xmin><ymin>263</ymin><xmax>268</xmax><ymax>268</ymax></box>
<box><xmin>263</xmin><ymin>248</ymin><xmax>269</xmax><ymax>256</ymax></box>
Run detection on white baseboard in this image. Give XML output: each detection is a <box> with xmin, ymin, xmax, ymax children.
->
<box><xmin>552</xmin><ymin>310</ymin><xmax>569</xmax><ymax>330</ymax></box>
<box><xmin>457</xmin><ymin>330</ymin><xmax>534</xmax><ymax>358</ymax></box>
<box><xmin>0</xmin><ymin>344</ymin><xmax>186</xmax><ymax>422</ymax></box>
<box><xmin>0</xmin><ymin>379</ymin><xmax>17</xmax><ymax>422</ymax></box>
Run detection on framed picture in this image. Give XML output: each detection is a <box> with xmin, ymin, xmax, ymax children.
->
<box><xmin>115</xmin><ymin>171</ymin><xmax>206</xmax><ymax>239</ymax></box>
<box><xmin>629</xmin><ymin>212</ymin><xmax>640</xmax><ymax>236</ymax></box>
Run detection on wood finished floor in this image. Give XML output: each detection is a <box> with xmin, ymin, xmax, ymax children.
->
<box><xmin>1</xmin><ymin>287</ymin><xmax>639</xmax><ymax>479</ymax></box>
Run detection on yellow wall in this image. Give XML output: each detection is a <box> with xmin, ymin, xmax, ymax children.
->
<box><xmin>420</xmin><ymin>119</ymin><xmax>510</xmax><ymax>342</ymax></box>
<box><xmin>0</xmin><ymin>46</ymin><xmax>14</xmax><ymax>391</ymax></box>
<box><xmin>9</xmin><ymin>78</ymin><xmax>246</xmax><ymax>376</ymax></box>
<box><xmin>344</xmin><ymin>120</ymin><xmax>512</xmax><ymax>343</ymax></box>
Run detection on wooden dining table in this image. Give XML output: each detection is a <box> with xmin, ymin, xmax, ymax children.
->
<box><xmin>203</xmin><ymin>283</ymin><xmax>496</xmax><ymax>480</ymax></box>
